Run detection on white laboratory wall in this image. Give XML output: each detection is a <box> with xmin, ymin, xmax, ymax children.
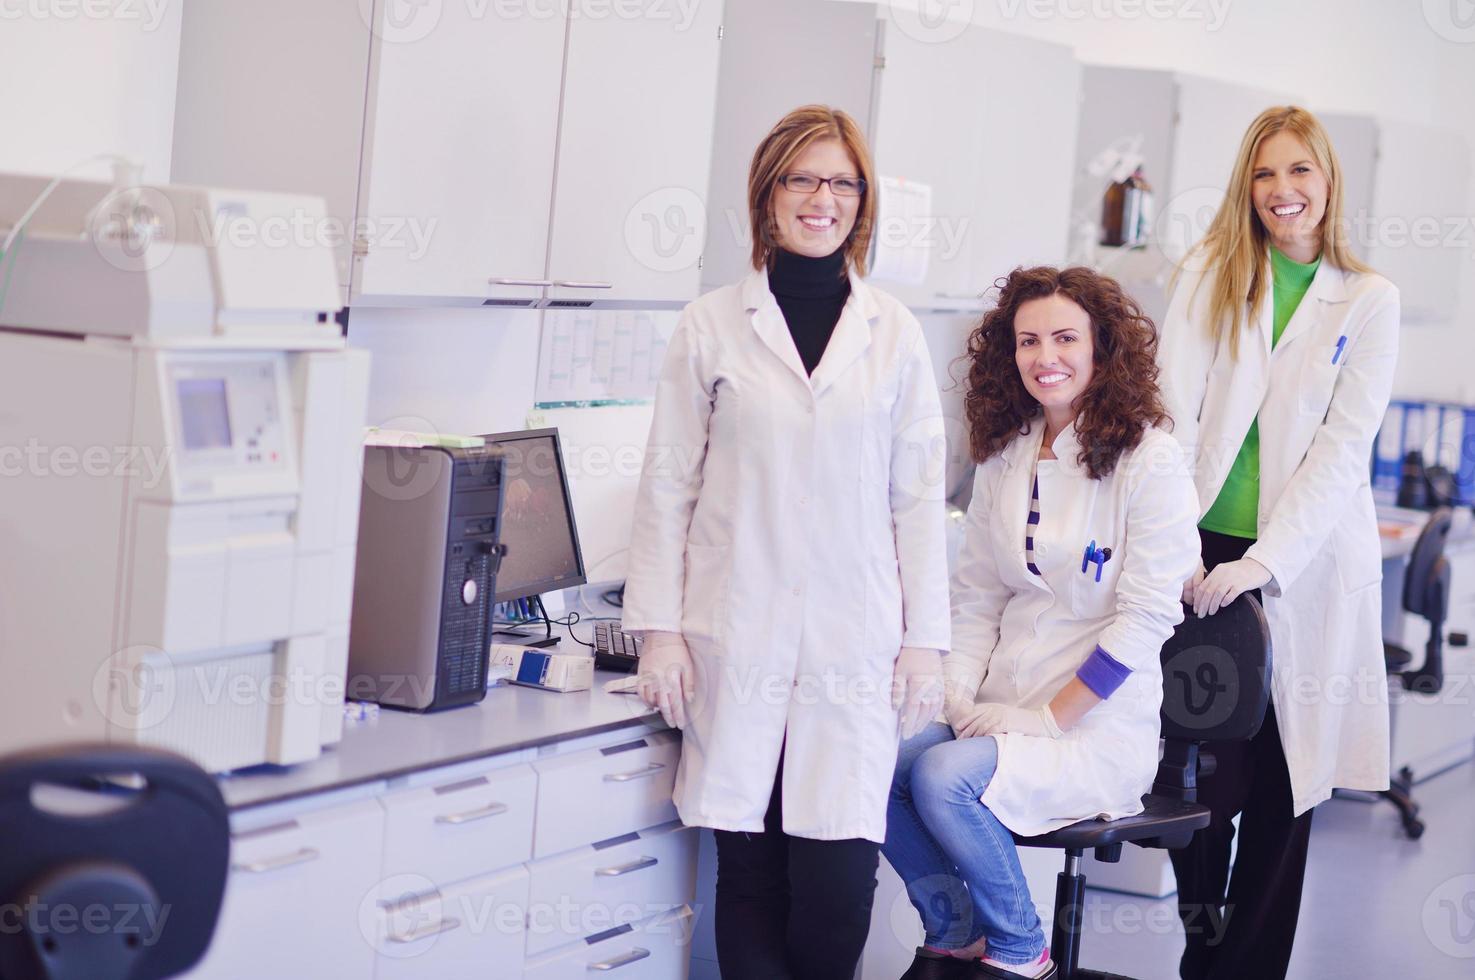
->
<box><xmin>0</xmin><ymin>5</ymin><xmax>182</xmax><ymax>182</ymax></box>
<box><xmin>858</xmin><ymin>0</ymin><xmax>1475</xmax><ymax>401</ymax></box>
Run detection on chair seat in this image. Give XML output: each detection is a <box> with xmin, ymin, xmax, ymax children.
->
<box><xmin>1011</xmin><ymin>794</ymin><xmax>1210</xmax><ymax>850</ymax></box>
<box><xmin>1384</xmin><ymin>642</ymin><xmax>1413</xmax><ymax>673</ymax></box>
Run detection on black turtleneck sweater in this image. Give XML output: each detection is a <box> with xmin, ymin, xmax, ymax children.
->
<box><xmin>768</xmin><ymin>247</ymin><xmax>851</xmax><ymax>376</ymax></box>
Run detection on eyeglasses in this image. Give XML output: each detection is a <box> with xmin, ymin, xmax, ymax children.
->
<box><xmin>777</xmin><ymin>173</ymin><xmax>867</xmax><ymax>197</ymax></box>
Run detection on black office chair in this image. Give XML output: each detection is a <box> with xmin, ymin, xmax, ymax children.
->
<box><xmin>0</xmin><ymin>745</ymin><xmax>229</xmax><ymax>980</ymax></box>
<box><xmin>1011</xmin><ymin>594</ymin><xmax>1272</xmax><ymax>980</ymax></box>
<box><xmin>1381</xmin><ymin>506</ymin><xmax>1453</xmax><ymax>839</ymax></box>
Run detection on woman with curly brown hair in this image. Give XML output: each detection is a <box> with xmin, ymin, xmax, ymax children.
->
<box><xmin>883</xmin><ymin>266</ymin><xmax>1200</xmax><ymax>980</ymax></box>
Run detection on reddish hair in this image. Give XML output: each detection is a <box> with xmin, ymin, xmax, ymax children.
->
<box><xmin>963</xmin><ymin>266</ymin><xmax>1170</xmax><ymax>479</ymax></box>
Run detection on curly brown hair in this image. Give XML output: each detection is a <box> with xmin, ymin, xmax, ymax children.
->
<box><xmin>963</xmin><ymin>265</ymin><xmax>1170</xmax><ymax>480</ymax></box>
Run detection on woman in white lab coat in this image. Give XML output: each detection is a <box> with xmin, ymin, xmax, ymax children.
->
<box><xmin>620</xmin><ymin>105</ymin><xmax>951</xmax><ymax>980</ymax></box>
<box><xmin>1157</xmin><ymin>106</ymin><xmax>1398</xmax><ymax>980</ymax></box>
<box><xmin>884</xmin><ymin>266</ymin><xmax>1200</xmax><ymax>980</ymax></box>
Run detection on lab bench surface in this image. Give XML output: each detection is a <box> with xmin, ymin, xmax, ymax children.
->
<box><xmin>218</xmin><ymin>668</ymin><xmax>661</xmax><ymax>811</ymax></box>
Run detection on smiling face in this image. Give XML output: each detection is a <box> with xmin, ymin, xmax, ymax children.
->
<box><xmin>770</xmin><ymin>138</ymin><xmax>862</xmax><ymax>259</ymax></box>
<box><xmin>1015</xmin><ymin>293</ymin><xmax>1095</xmax><ymax>431</ymax></box>
<box><xmin>1250</xmin><ymin>130</ymin><xmax>1329</xmax><ymax>263</ymax></box>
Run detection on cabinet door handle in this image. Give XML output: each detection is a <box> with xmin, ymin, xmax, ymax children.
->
<box><xmin>603</xmin><ymin>762</ymin><xmax>666</xmax><ymax>783</ymax></box>
<box><xmin>388</xmin><ymin>916</ymin><xmax>462</xmax><ymax>944</ymax></box>
<box><xmin>435</xmin><ymin>801</ymin><xmax>509</xmax><ymax>825</ymax></box>
<box><xmin>552</xmin><ymin>280</ymin><xmax>614</xmax><ymax>289</ymax></box>
<box><xmin>588</xmin><ymin>947</ymin><xmax>651</xmax><ymax>971</ymax></box>
<box><xmin>489</xmin><ymin>277</ymin><xmax>554</xmax><ymax>287</ymax></box>
<box><xmin>231</xmin><ymin>847</ymin><xmax>320</xmax><ymax>874</ymax></box>
<box><xmin>595</xmin><ymin>855</ymin><xmax>658</xmax><ymax>878</ymax></box>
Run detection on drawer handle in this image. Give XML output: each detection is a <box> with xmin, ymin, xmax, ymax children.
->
<box><xmin>603</xmin><ymin>763</ymin><xmax>666</xmax><ymax>783</ymax></box>
<box><xmin>388</xmin><ymin>916</ymin><xmax>462</xmax><ymax>945</ymax></box>
<box><xmin>435</xmin><ymin>802</ymin><xmax>509</xmax><ymax>825</ymax></box>
<box><xmin>553</xmin><ymin>280</ymin><xmax>614</xmax><ymax>289</ymax></box>
<box><xmin>588</xmin><ymin>947</ymin><xmax>650</xmax><ymax>972</ymax></box>
<box><xmin>231</xmin><ymin>847</ymin><xmax>320</xmax><ymax>875</ymax></box>
<box><xmin>595</xmin><ymin>855</ymin><xmax>658</xmax><ymax>878</ymax></box>
<box><xmin>489</xmin><ymin>277</ymin><xmax>553</xmax><ymax>287</ymax></box>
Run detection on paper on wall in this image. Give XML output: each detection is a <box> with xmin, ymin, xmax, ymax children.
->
<box><xmin>869</xmin><ymin>176</ymin><xmax>932</xmax><ymax>286</ymax></box>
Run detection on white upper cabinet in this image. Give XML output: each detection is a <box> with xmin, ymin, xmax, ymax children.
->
<box><xmin>546</xmin><ymin>1</ymin><xmax>726</xmax><ymax>308</ymax></box>
<box><xmin>354</xmin><ymin>2</ymin><xmax>567</xmax><ymax>305</ymax></box>
<box><xmin>172</xmin><ymin>0</ymin><xmax>726</xmax><ymax>309</ymax></box>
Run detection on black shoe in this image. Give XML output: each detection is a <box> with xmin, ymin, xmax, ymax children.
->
<box><xmin>971</xmin><ymin>956</ymin><xmax>1058</xmax><ymax>980</ymax></box>
<box><xmin>899</xmin><ymin>947</ymin><xmax>974</xmax><ymax>980</ymax></box>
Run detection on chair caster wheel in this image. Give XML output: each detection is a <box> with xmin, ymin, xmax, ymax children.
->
<box><xmin>1404</xmin><ymin>818</ymin><xmax>1425</xmax><ymax>840</ymax></box>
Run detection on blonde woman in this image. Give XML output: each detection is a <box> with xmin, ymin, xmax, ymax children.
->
<box><xmin>622</xmin><ymin>105</ymin><xmax>950</xmax><ymax>980</ymax></box>
<box><xmin>1159</xmin><ymin>105</ymin><xmax>1399</xmax><ymax>980</ymax></box>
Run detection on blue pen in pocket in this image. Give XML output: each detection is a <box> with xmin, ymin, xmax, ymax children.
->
<box><xmin>1332</xmin><ymin>335</ymin><xmax>1347</xmax><ymax>365</ymax></box>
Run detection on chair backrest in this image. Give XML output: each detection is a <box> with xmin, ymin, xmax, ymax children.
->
<box><xmin>1159</xmin><ymin>594</ymin><xmax>1272</xmax><ymax>744</ymax></box>
<box><xmin>0</xmin><ymin>745</ymin><xmax>229</xmax><ymax>980</ymax></box>
<box><xmin>1403</xmin><ymin>507</ymin><xmax>1453</xmax><ymax>620</ymax></box>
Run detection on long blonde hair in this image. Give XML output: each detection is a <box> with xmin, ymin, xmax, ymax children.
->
<box><xmin>1189</xmin><ymin>106</ymin><xmax>1371</xmax><ymax>358</ymax></box>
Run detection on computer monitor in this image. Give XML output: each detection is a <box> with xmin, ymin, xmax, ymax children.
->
<box><xmin>480</xmin><ymin>427</ymin><xmax>587</xmax><ymax>603</ymax></box>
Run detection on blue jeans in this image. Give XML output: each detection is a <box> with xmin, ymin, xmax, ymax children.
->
<box><xmin>882</xmin><ymin>722</ymin><xmax>1045</xmax><ymax>965</ymax></box>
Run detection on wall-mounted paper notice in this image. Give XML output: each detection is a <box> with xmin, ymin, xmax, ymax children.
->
<box><xmin>869</xmin><ymin>176</ymin><xmax>933</xmax><ymax>286</ymax></box>
<box><xmin>534</xmin><ymin>309</ymin><xmax>679</xmax><ymax>407</ymax></box>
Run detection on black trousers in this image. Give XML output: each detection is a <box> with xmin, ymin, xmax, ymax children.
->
<box><xmin>713</xmin><ymin>756</ymin><xmax>881</xmax><ymax>980</ymax></box>
<box><xmin>1168</xmin><ymin>529</ymin><xmax>1316</xmax><ymax>980</ymax></box>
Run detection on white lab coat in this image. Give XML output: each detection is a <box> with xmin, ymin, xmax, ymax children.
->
<box><xmin>1158</xmin><ymin>248</ymin><xmax>1399</xmax><ymax>815</ymax></box>
<box><xmin>946</xmin><ymin>422</ymin><xmax>1200</xmax><ymax>837</ymax></box>
<box><xmin>622</xmin><ymin>268</ymin><xmax>952</xmax><ymax>843</ymax></box>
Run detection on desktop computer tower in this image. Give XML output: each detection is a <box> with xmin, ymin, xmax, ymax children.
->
<box><xmin>348</xmin><ymin>444</ymin><xmax>507</xmax><ymax>710</ymax></box>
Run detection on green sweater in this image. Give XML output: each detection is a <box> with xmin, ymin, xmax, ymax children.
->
<box><xmin>1199</xmin><ymin>248</ymin><xmax>1321</xmax><ymax>539</ymax></box>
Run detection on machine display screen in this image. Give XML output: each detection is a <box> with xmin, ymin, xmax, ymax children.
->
<box><xmin>177</xmin><ymin>378</ymin><xmax>233</xmax><ymax>451</ymax></box>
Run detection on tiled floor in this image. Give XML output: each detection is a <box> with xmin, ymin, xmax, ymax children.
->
<box><xmin>1078</xmin><ymin>761</ymin><xmax>1475</xmax><ymax>979</ymax></box>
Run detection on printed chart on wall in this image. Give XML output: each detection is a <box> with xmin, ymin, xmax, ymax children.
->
<box><xmin>534</xmin><ymin>309</ymin><xmax>680</xmax><ymax>408</ymax></box>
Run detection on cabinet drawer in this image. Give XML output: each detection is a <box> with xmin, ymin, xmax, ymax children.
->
<box><xmin>523</xmin><ymin>906</ymin><xmax>696</xmax><ymax>980</ymax></box>
<box><xmin>184</xmin><ymin>798</ymin><xmax>384</xmax><ymax>979</ymax></box>
<box><xmin>370</xmin><ymin>865</ymin><xmax>529</xmax><ymax>980</ymax></box>
<box><xmin>380</xmin><ymin>762</ymin><xmax>536</xmax><ymax>885</ymax></box>
<box><xmin>526</xmin><ymin>823</ymin><xmax>697</xmax><ymax>956</ymax></box>
<box><xmin>533</xmin><ymin>733</ymin><xmax>680</xmax><ymax>858</ymax></box>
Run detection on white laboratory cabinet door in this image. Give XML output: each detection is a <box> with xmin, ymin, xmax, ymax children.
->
<box><xmin>544</xmin><ymin>0</ymin><xmax>725</xmax><ymax>306</ymax></box>
<box><xmin>185</xmin><ymin>797</ymin><xmax>386</xmax><ymax>979</ymax></box>
<box><xmin>353</xmin><ymin>1</ymin><xmax>567</xmax><ymax>304</ymax></box>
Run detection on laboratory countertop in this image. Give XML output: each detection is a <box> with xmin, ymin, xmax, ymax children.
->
<box><xmin>217</xmin><ymin>667</ymin><xmax>662</xmax><ymax>812</ymax></box>
<box><xmin>1379</xmin><ymin>503</ymin><xmax>1475</xmax><ymax>560</ymax></box>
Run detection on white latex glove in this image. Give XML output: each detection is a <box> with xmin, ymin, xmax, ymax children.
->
<box><xmin>891</xmin><ymin>647</ymin><xmax>943</xmax><ymax>740</ymax></box>
<box><xmin>952</xmin><ymin>702</ymin><xmax>1062</xmax><ymax>740</ymax></box>
<box><xmin>1182</xmin><ymin>561</ymin><xmax>1206</xmax><ymax>604</ymax></box>
<box><xmin>1193</xmin><ymin>558</ymin><xmax>1270</xmax><ymax>618</ymax></box>
<box><xmin>637</xmin><ymin>631</ymin><xmax>695</xmax><ymax>729</ymax></box>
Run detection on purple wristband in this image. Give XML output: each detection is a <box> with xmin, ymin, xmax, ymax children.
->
<box><xmin>1076</xmin><ymin>646</ymin><xmax>1132</xmax><ymax>699</ymax></box>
